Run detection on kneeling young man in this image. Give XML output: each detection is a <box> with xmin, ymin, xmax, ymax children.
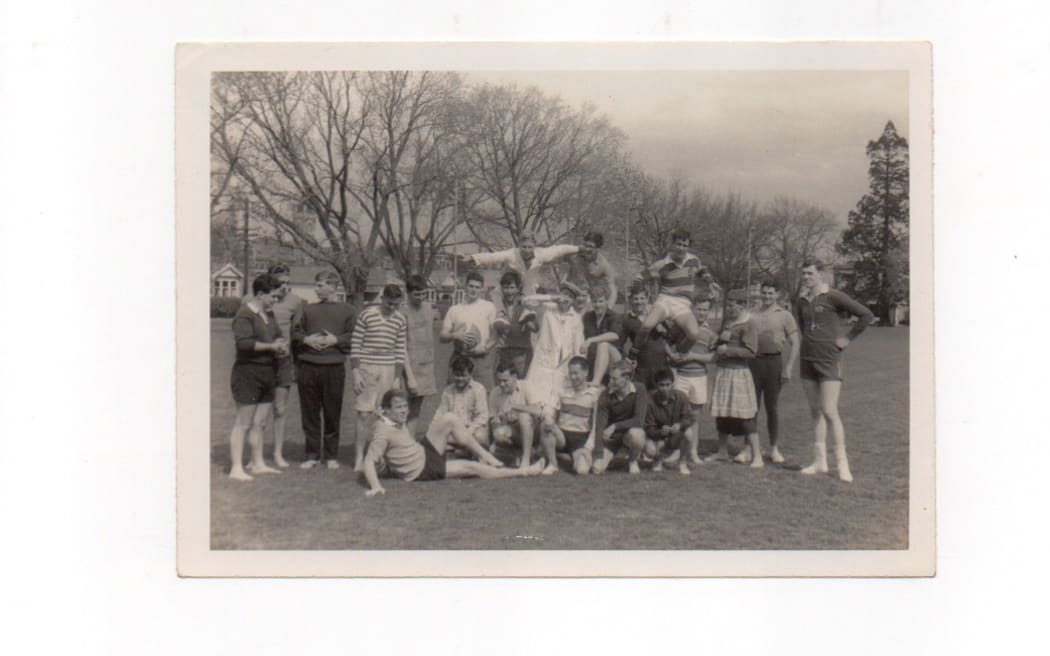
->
<box><xmin>488</xmin><ymin>361</ymin><xmax>540</xmax><ymax>467</ymax></box>
<box><xmin>644</xmin><ymin>369</ymin><xmax>696</xmax><ymax>475</ymax></box>
<box><xmin>540</xmin><ymin>356</ymin><xmax>602</xmax><ymax>475</ymax></box>
<box><xmin>362</xmin><ymin>391</ymin><xmax>544</xmax><ymax>496</ymax></box>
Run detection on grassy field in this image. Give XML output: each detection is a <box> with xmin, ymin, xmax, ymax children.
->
<box><xmin>209</xmin><ymin>318</ymin><xmax>908</xmax><ymax>550</ymax></box>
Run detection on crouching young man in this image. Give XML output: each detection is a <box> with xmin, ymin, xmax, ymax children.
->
<box><xmin>362</xmin><ymin>391</ymin><xmax>545</xmax><ymax>496</ymax></box>
<box><xmin>591</xmin><ymin>360</ymin><xmax>649</xmax><ymax>475</ymax></box>
<box><xmin>644</xmin><ymin>369</ymin><xmax>696</xmax><ymax>475</ymax></box>
<box><xmin>539</xmin><ymin>356</ymin><xmax>602</xmax><ymax>475</ymax></box>
<box><xmin>488</xmin><ymin>361</ymin><xmax>540</xmax><ymax>467</ymax></box>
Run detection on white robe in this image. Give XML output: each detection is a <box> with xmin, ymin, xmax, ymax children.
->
<box><xmin>521</xmin><ymin>301</ymin><xmax>585</xmax><ymax>410</ymax></box>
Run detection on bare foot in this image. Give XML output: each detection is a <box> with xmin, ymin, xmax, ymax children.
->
<box><xmin>480</xmin><ymin>452</ymin><xmax>504</xmax><ymax>468</ymax></box>
<box><xmin>733</xmin><ymin>447</ymin><xmax>752</xmax><ymax>464</ymax></box>
<box><xmin>750</xmin><ymin>455</ymin><xmax>765</xmax><ymax>469</ymax></box>
<box><xmin>628</xmin><ymin>461</ymin><xmax>641</xmax><ymax>475</ymax></box>
<box><xmin>678</xmin><ymin>462</ymin><xmax>691</xmax><ymax>476</ymax></box>
<box><xmin>769</xmin><ymin>447</ymin><xmax>785</xmax><ymax>464</ymax></box>
<box><xmin>800</xmin><ymin>461</ymin><xmax>829</xmax><ymax>475</ymax></box>
<box><xmin>248</xmin><ymin>463</ymin><xmax>282</xmax><ymax>475</ymax></box>
<box><xmin>703</xmin><ymin>452</ymin><xmax>730</xmax><ymax>463</ymax></box>
<box><xmin>229</xmin><ymin>469</ymin><xmax>253</xmax><ymax>482</ymax></box>
<box><xmin>525</xmin><ymin>460</ymin><xmax>546</xmax><ymax>476</ymax></box>
<box><xmin>838</xmin><ymin>465</ymin><xmax>853</xmax><ymax>483</ymax></box>
<box><xmin>542</xmin><ymin>463</ymin><xmax>558</xmax><ymax>476</ymax></box>
<box><xmin>274</xmin><ymin>454</ymin><xmax>290</xmax><ymax>468</ymax></box>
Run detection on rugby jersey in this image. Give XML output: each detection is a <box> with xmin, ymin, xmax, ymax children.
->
<box><xmin>350</xmin><ymin>305</ymin><xmax>407</xmax><ymax>367</ymax></box>
<box><xmin>647</xmin><ymin>253</ymin><xmax>707</xmax><ymax>299</ymax></box>
<box><xmin>675</xmin><ymin>322</ymin><xmax>718</xmax><ymax>378</ymax></box>
<box><xmin>232</xmin><ymin>301</ymin><xmax>282</xmax><ymax>365</ymax></box>
<box><xmin>795</xmin><ymin>284</ymin><xmax>874</xmax><ymax>362</ymax></box>
<box><xmin>555</xmin><ymin>384</ymin><xmax>601</xmax><ymax>434</ymax></box>
<box><xmin>367</xmin><ymin>415</ymin><xmax>425</xmax><ymax>481</ymax></box>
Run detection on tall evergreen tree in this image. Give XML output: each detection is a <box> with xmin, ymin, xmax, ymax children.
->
<box><xmin>838</xmin><ymin>121</ymin><xmax>909</xmax><ymax>324</ymax></box>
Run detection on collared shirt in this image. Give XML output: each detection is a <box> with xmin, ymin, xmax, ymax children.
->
<box><xmin>368</xmin><ymin>415</ymin><xmax>426</xmax><ymax>481</ymax></box>
<box><xmin>489</xmin><ymin>383</ymin><xmax>533</xmax><ymax>424</ymax></box>
<box><xmin>470</xmin><ymin>245</ymin><xmax>579</xmax><ymax>295</ymax></box>
<box><xmin>596</xmin><ymin>381</ymin><xmax>648</xmax><ymax>436</ymax></box>
<box><xmin>350</xmin><ymin>306</ymin><xmax>406</xmax><ymax>366</ymax></box>
<box><xmin>675</xmin><ymin>320</ymin><xmax>717</xmax><ymax>377</ymax></box>
<box><xmin>795</xmin><ymin>285</ymin><xmax>875</xmax><ymax>362</ymax></box>
<box><xmin>232</xmin><ymin>302</ymin><xmax>281</xmax><ymax>365</ymax></box>
<box><xmin>752</xmin><ymin>305</ymin><xmax>799</xmax><ymax>355</ymax></box>
<box><xmin>494</xmin><ymin>299</ymin><xmax>536</xmax><ymax>351</ymax></box>
<box><xmin>555</xmin><ymin>384</ymin><xmax>601</xmax><ymax>434</ymax></box>
<box><xmin>647</xmin><ymin>253</ymin><xmax>708</xmax><ymax>299</ymax></box>
<box><xmin>716</xmin><ymin>312</ymin><xmax>758</xmax><ymax>369</ymax></box>
<box><xmin>644</xmin><ymin>389</ymin><xmax>694</xmax><ymax>439</ymax></box>
<box><xmin>439</xmin><ymin>380</ymin><xmax>490</xmax><ymax>432</ymax></box>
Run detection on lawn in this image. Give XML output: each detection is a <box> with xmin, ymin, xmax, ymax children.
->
<box><xmin>208</xmin><ymin>318</ymin><xmax>908</xmax><ymax>550</ymax></box>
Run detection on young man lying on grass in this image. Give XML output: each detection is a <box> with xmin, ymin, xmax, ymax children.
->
<box><xmin>362</xmin><ymin>390</ymin><xmax>545</xmax><ymax>497</ymax></box>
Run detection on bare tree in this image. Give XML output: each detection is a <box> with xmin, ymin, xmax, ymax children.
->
<box><xmin>756</xmin><ymin>197</ymin><xmax>840</xmax><ymax>301</ymax></box>
<box><xmin>458</xmin><ymin>84</ymin><xmax>626</xmax><ymax>250</ymax></box>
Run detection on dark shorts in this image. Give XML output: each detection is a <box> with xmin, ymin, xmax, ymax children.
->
<box><xmin>560</xmin><ymin>429</ymin><xmax>590</xmax><ymax>453</ymax></box>
<box><xmin>603</xmin><ymin>427</ymin><xmax>632</xmax><ymax>449</ymax></box>
<box><xmin>414</xmin><ymin>437</ymin><xmax>447</xmax><ymax>481</ymax></box>
<box><xmin>800</xmin><ymin>358</ymin><xmax>844</xmax><ymax>383</ymax></box>
<box><xmin>275</xmin><ymin>356</ymin><xmax>295</xmax><ymax>387</ymax></box>
<box><xmin>230</xmin><ymin>362</ymin><xmax>276</xmax><ymax>405</ymax></box>
<box><xmin>407</xmin><ymin>393</ymin><xmax>425</xmax><ymax>421</ymax></box>
<box><xmin>716</xmin><ymin>416</ymin><xmax>757</xmax><ymax>436</ymax></box>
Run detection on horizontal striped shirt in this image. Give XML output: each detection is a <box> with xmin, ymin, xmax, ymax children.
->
<box><xmin>648</xmin><ymin>253</ymin><xmax>706</xmax><ymax>299</ymax></box>
<box><xmin>675</xmin><ymin>323</ymin><xmax>718</xmax><ymax>377</ymax></box>
<box><xmin>350</xmin><ymin>306</ymin><xmax>407</xmax><ymax>366</ymax></box>
<box><xmin>555</xmin><ymin>385</ymin><xmax>601</xmax><ymax>434</ymax></box>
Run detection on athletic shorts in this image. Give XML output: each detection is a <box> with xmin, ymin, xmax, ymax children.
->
<box><xmin>560</xmin><ymin>429</ymin><xmax>590</xmax><ymax>453</ymax></box>
<box><xmin>275</xmin><ymin>355</ymin><xmax>295</xmax><ymax>387</ymax></box>
<box><xmin>603</xmin><ymin>427</ymin><xmax>635</xmax><ymax>449</ymax></box>
<box><xmin>800</xmin><ymin>358</ymin><xmax>844</xmax><ymax>383</ymax></box>
<box><xmin>715</xmin><ymin>416</ymin><xmax>757</xmax><ymax>436</ymax></box>
<box><xmin>673</xmin><ymin>374</ymin><xmax>707</xmax><ymax>406</ymax></box>
<box><xmin>652</xmin><ymin>293</ymin><xmax>694</xmax><ymax>322</ymax></box>
<box><xmin>407</xmin><ymin>393</ymin><xmax>426</xmax><ymax>421</ymax></box>
<box><xmin>230</xmin><ymin>362</ymin><xmax>276</xmax><ymax>405</ymax></box>
<box><xmin>413</xmin><ymin>437</ymin><xmax>447</xmax><ymax>481</ymax></box>
<box><xmin>354</xmin><ymin>363</ymin><xmax>398</xmax><ymax>412</ymax></box>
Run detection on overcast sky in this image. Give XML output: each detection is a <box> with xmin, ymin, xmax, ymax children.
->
<box><xmin>463</xmin><ymin>71</ymin><xmax>909</xmax><ymax>224</ymax></box>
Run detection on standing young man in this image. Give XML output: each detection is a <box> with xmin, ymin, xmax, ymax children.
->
<box><xmin>349</xmin><ymin>284</ymin><xmax>408</xmax><ymax>471</ymax></box>
<box><xmin>440</xmin><ymin>270</ymin><xmax>499</xmax><ymax>388</ymax></box>
<box><xmin>632</xmin><ymin>229</ymin><xmax>721</xmax><ymax>357</ymax></box>
<box><xmin>227</xmin><ymin>274</ymin><xmax>288</xmax><ymax>481</ymax></box>
<box><xmin>492</xmin><ymin>271</ymin><xmax>538</xmax><ymax>379</ymax></box>
<box><xmin>665</xmin><ymin>294</ymin><xmax>719</xmax><ymax>466</ymax></box>
<box><xmin>565</xmin><ymin>231</ymin><xmax>618</xmax><ymax>306</ymax></box>
<box><xmin>402</xmin><ymin>275</ymin><xmax>438</xmax><ymax>438</ymax></box>
<box><xmin>291</xmin><ymin>271</ymin><xmax>356</xmax><ymax>470</ymax></box>
<box><xmin>463</xmin><ymin>230</ymin><xmax>580</xmax><ymax>295</ymax></box>
<box><xmin>707</xmin><ymin>289</ymin><xmax>763</xmax><ymax>468</ymax></box>
<box><xmin>749</xmin><ymin>280</ymin><xmax>800</xmax><ymax>464</ymax></box>
<box><xmin>795</xmin><ymin>261</ymin><xmax>875</xmax><ymax>482</ymax></box>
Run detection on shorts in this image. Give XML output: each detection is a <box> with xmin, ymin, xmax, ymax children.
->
<box><xmin>560</xmin><ymin>429</ymin><xmax>590</xmax><ymax>453</ymax></box>
<box><xmin>275</xmin><ymin>356</ymin><xmax>295</xmax><ymax>387</ymax></box>
<box><xmin>800</xmin><ymin>358</ymin><xmax>844</xmax><ymax>383</ymax></box>
<box><xmin>603</xmin><ymin>427</ymin><xmax>633</xmax><ymax>449</ymax></box>
<box><xmin>407</xmin><ymin>393</ymin><xmax>425</xmax><ymax>421</ymax></box>
<box><xmin>413</xmin><ymin>437</ymin><xmax>447</xmax><ymax>481</ymax></box>
<box><xmin>673</xmin><ymin>373</ymin><xmax>707</xmax><ymax>406</ymax></box>
<box><xmin>230</xmin><ymin>362</ymin><xmax>277</xmax><ymax>405</ymax></box>
<box><xmin>652</xmin><ymin>293</ymin><xmax>694</xmax><ymax>322</ymax></box>
<box><xmin>716</xmin><ymin>416</ymin><xmax>757</xmax><ymax>436</ymax></box>
<box><xmin>353</xmin><ymin>363</ymin><xmax>398</xmax><ymax>412</ymax></box>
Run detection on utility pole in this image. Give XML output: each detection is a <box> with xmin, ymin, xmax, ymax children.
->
<box><xmin>242</xmin><ymin>195</ymin><xmax>251</xmax><ymax>296</ymax></box>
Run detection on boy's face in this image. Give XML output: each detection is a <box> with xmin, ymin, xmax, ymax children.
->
<box><xmin>275</xmin><ymin>275</ymin><xmax>291</xmax><ymax>300</ymax></box>
<box><xmin>556</xmin><ymin>292</ymin><xmax>574</xmax><ymax>312</ymax></box>
<box><xmin>580</xmin><ymin>238</ymin><xmax>598</xmax><ymax>261</ymax></box>
<box><xmin>609</xmin><ymin>368</ymin><xmax>630</xmax><ymax>393</ymax></box>
<box><xmin>408</xmin><ymin>288</ymin><xmax>426</xmax><ymax>308</ymax></box>
<box><xmin>465</xmin><ymin>279</ymin><xmax>484</xmax><ymax>302</ymax></box>
<box><xmin>386</xmin><ymin>397</ymin><xmax>410</xmax><ymax>425</ymax></box>
<box><xmin>258</xmin><ymin>289</ymin><xmax>278</xmax><ymax>309</ymax></box>
<box><xmin>592</xmin><ymin>294</ymin><xmax>608</xmax><ymax>314</ymax></box>
<box><xmin>801</xmin><ymin>266</ymin><xmax>822</xmax><ymax>290</ymax></box>
<box><xmin>567</xmin><ymin>363</ymin><xmax>588</xmax><ymax>388</ymax></box>
<box><xmin>496</xmin><ymin>370</ymin><xmax>517</xmax><ymax>394</ymax></box>
<box><xmin>630</xmin><ymin>292</ymin><xmax>648</xmax><ymax>316</ymax></box>
<box><xmin>315</xmin><ymin>279</ymin><xmax>335</xmax><ymax>301</ymax></box>
<box><xmin>725</xmin><ymin>300</ymin><xmax>743</xmax><ymax>320</ymax></box>
<box><xmin>693</xmin><ymin>301</ymin><xmax>711</xmax><ymax>323</ymax></box>
<box><xmin>519</xmin><ymin>237</ymin><xmax>536</xmax><ymax>260</ymax></box>
<box><xmin>511</xmin><ymin>354</ymin><xmax>528</xmax><ymax>378</ymax></box>
<box><xmin>501</xmin><ymin>281</ymin><xmax>520</xmax><ymax>302</ymax></box>
<box><xmin>655</xmin><ymin>378</ymin><xmax>674</xmax><ymax>400</ymax></box>
<box><xmin>381</xmin><ymin>294</ymin><xmax>402</xmax><ymax>314</ymax></box>
<box><xmin>671</xmin><ymin>237</ymin><xmax>690</xmax><ymax>259</ymax></box>
<box><xmin>574</xmin><ymin>290</ymin><xmax>590</xmax><ymax>313</ymax></box>
<box><xmin>760</xmin><ymin>286</ymin><xmax>778</xmax><ymax>309</ymax></box>
<box><xmin>451</xmin><ymin>370</ymin><xmax>473</xmax><ymax>390</ymax></box>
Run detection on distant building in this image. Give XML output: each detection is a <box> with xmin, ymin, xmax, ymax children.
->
<box><xmin>211</xmin><ymin>264</ymin><xmax>244</xmax><ymax>297</ymax></box>
<box><xmin>285</xmin><ymin>265</ymin><xmax>348</xmax><ymax>303</ymax></box>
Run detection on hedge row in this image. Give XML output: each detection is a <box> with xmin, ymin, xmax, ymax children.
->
<box><xmin>211</xmin><ymin>296</ymin><xmax>242</xmax><ymax>318</ymax></box>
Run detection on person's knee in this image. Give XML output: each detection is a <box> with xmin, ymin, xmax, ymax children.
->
<box><xmin>572</xmin><ymin>450</ymin><xmax>592</xmax><ymax>475</ymax></box>
<box><xmin>625</xmin><ymin>427</ymin><xmax>646</xmax><ymax>449</ymax></box>
<box><xmin>492</xmin><ymin>424</ymin><xmax>513</xmax><ymax>445</ymax></box>
<box><xmin>642</xmin><ymin>439</ymin><xmax>660</xmax><ymax>459</ymax></box>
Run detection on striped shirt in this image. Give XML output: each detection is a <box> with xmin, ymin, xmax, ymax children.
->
<box><xmin>648</xmin><ymin>253</ymin><xmax>707</xmax><ymax>299</ymax></box>
<box><xmin>350</xmin><ymin>306</ymin><xmax>407</xmax><ymax>366</ymax></box>
<box><xmin>675</xmin><ymin>322</ymin><xmax>718</xmax><ymax>378</ymax></box>
<box><xmin>555</xmin><ymin>385</ymin><xmax>601</xmax><ymax>434</ymax></box>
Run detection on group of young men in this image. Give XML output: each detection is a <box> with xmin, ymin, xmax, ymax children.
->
<box><xmin>225</xmin><ymin>229</ymin><xmax>875</xmax><ymax>495</ymax></box>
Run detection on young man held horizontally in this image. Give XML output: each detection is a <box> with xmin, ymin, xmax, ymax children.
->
<box><xmin>227</xmin><ymin>273</ymin><xmax>289</xmax><ymax>481</ymax></box>
<box><xmin>749</xmin><ymin>280</ymin><xmax>800</xmax><ymax>464</ymax></box>
<box><xmin>664</xmin><ymin>294</ymin><xmax>719</xmax><ymax>466</ymax></box>
<box><xmin>488</xmin><ymin>360</ymin><xmax>540</xmax><ymax>467</ymax></box>
<box><xmin>795</xmin><ymin>260</ymin><xmax>875</xmax><ymax>482</ymax></box>
<box><xmin>362</xmin><ymin>391</ymin><xmax>545</xmax><ymax>497</ymax></box>
<box><xmin>291</xmin><ymin>270</ymin><xmax>356</xmax><ymax>470</ymax></box>
<box><xmin>643</xmin><ymin>368</ymin><xmax>696</xmax><ymax>475</ymax></box>
<box><xmin>349</xmin><ymin>284</ymin><xmax>407</xmax><ymax>471</ymax></box>
<box><xmin>565</xmin><ymin>231</ymin><xmax>618</xmax><ymax>309</ymax></box>
<box><xmin>591</xmin><ymin>360</ymin><xmax>649</xmax><ymax>475</ymax></box>
<box><xmin>539</xmin><ymin>356</ymin><xmax>602</xmax><ymax>475</ymax></box>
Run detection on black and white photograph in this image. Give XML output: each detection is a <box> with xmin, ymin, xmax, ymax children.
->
<box><xmin>177</xmin><ymin>42</ymin><xmax>933</xmax><ymax>576</ymax></box>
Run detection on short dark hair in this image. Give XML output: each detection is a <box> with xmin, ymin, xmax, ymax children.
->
<box><xmin>450</xmin><ymin>356</ymin><xmax>475</xmax><ymax>375</ymax></box>
<box><xmin>465</xmin><ymin>271</ymin><xmax>484</xmax><ymax>286</ymax></box>
<box><xmin>381</xmin><ymin>284</ymin><xmax>403</xmax><ymax>300</ymax></box>
<box><xmin>499</xmin><ymin>271</ymin><xmax>522</xmax><ymax>288</ymax></box>
<box><xmin>694</xmin><ymin>295</ymin><xmax>713</xmax><ymax>307</ymax></box>
<box><xmin>405</xmin><ymin>274</ymin><xmax>427</xmax><ymax>292</ymax></box>
<box><xmin>252</xmin><ymin>273</ymin><xmax>282</xmax><ymax>295</ymax></box>
<box><xmin>567</xmin><ymin>356</ymin><xmax>589</xmax><ymax>371</ymax></box>
<box><xmin>670</xmin><ymin>229</ymin><xmax>691</xmax><ymax>244</ymax></box>
<box><xmin>267</xmin><ymin>263</ymin><xmax>290</xmax><ymax>276</ymax></box>
<box><xmin>495</xmin><ymin>360</ymin><xmax>518</xmax><ymax>376</ymax></box>
<box><xmin>583</xmin><ymin>231</ymin><xmax>604</xmax><ymax>248</ymax></box>
<box><xmin>802</xmin><ymin>259</ymin><xmax>827</xmax><ymax>271</ymax></box>
<box><xmin>315</xmin><ymin>270</ymin><xmax>340</xmax><ymax>285</ymax></box>
<box><xmin>629</xmin><ymin>285</ymin><xmax>649</xmax><ymax>299</ymax></box>
<box><xmin>590</xmin><ymin>285</ymin><xmax>608</xmax><ymax>300</ymax></box>
<box><xmin>653</xmin><ymin>368</ymin><xmax>675</xmax><ymax>385</ymax></box>
<box><xmin>760</xmin><ymin>279</ymin><xmax>780</xmax><ymax>291</ymax></box>
<box><xmin>609</xmin><ymin>360</ymin><xmax>634</xmax><ymax>378</ymax></box>
<box><xmin>381</xmin><ymin>389</ymin><xmax>409</xmax><ymax>409</ymax></box>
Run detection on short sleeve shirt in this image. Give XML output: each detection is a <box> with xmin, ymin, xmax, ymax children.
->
<box><xmin>752</xmin><ymin>306</ymin><xmax>799</xmax><ymax>355</ymax></box>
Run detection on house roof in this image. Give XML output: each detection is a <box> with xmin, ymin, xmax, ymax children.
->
<box><xmin>211</xmin><ymin>263</ymin><xmax>243</xmax><ymax>280</ymax></box>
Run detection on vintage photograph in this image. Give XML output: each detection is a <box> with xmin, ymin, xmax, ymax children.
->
<box><xmin>177</xmin><ymin>43</ymin><xmax>933</xmax><ymax>576</ymax></box>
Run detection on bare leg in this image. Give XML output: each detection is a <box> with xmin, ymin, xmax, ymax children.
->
<box><xmin>687</xmin><ymin>403</ymin><xmax>703</xmax><ymax>464</ymax></box>
<box><xmin>624</xmin><ymin>427</ymin><xmax>646</xmax><ymax>474</ymax></box>
<box><xmin>247</xmin><ymin>403</ymin><xmax>280</xmax><ymax>474</ymax></box>
<box><xmin>704</xmin><ymin>431</ymin><xmax>731</xmax><ymax>462</ymax></box>
<box><xmin>354</xmin><ymin>412</ymin><xmax>375</xmax><ymax>472</ymax></box>
<box><xmin>801</xmin><ymin>379</ymin><xmax>829</xmax><ymax>474</ymax></box>
<box><xmin>633</xmin><ymin>303</ymin><xmax>670</xmax><ymax>354</ymax></box>
<box><xmin>517</xmin><ymin>413</ymin><xmax>535</xmax><ymax>467</ymax></box>
<box><xmin>747</xmin><ymin>432</ymin><xmax>764</xmax><ymax>468</ymax></box>
<box><xmin>428</xmin><ymin>412</ymin><xmax>504</xmax><ymax>467</ymax></box>
<box><xmin>539</xmin><ymin>421</ymin><xmax>560</xmax><ymax>475</ymax></box>
<box><xmin>445</xmin><ymin>458</ymin><xmax>544</xmax><ymax>479</ymax></box>
<box><xmin>672</xmin><ymin>310</ymin><xmax>701</xmax><ymax>354</ymax></box>
<box><xmin>819</xmin><ymin>381</ymin><xmax>851</xmax><ymax>482</ymax></box>
<box><xmin>272</xmin><ymin>386</ymin><xmax>290</xmax><ymax>467</ymax></box>
<box><xmin>229</xmin><ymin>404</ymin><xmax>256</xmax><ymax>481</ymax></box>
<box><xmin>590</xmin><ymin>342</ymin><xmax>621</xmax><ymax>386</ymax></box>
<box><xmin>591</xmin><ymin>447</ymin><xmax>615</xmax><ymax>474</ymax></box>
